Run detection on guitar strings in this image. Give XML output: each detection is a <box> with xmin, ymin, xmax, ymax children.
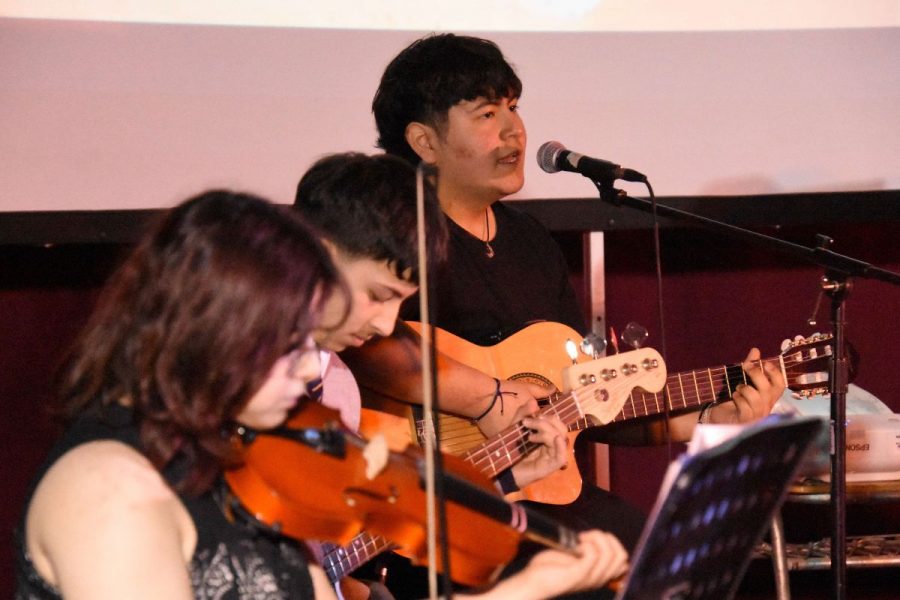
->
<box><xmin>464</xmin><ymin>387</ymin><xmax>596</xmax><ymax>475</ymax></box>
<box><xmin>443</xmin><ymin>346</ymin><xmax>829</xmax><ymax>474</ymax></box>
<box><xmin>323</xmin><ymin>533</ymin><xmax>392</xmax><ymax>582</ymax></box>
<box><xmin>436</xmin><ymin>349</ymin><xmax>822</xmax><ymax>450</ymax></box>
<box><xmin>327</xmin><ymin>341</ymin><xmax>831</xmax><ymax>583</ymax></box>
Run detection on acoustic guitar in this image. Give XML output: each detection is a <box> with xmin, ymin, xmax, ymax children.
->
<box><xmin>325</xmin><ymin>323</ymin><xmax>833</xmax><ymax>584</ymax></box>
<box><xmin>401</xmin><ymin>321</ymin><xmax>833</xmax><ymax>505</ymax></box>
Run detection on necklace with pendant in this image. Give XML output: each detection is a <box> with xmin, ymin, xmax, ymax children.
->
<box><xmin>482</xmin><ymin>207</ymin><xmax>495</xmax><ymax>258</ymax></box>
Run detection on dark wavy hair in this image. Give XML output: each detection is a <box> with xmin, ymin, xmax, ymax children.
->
<box><xmin>57</xmin><ymin>191</ymin><xmax>344</xmax><ymax>495</ymax></box>
<box><xmin>294</xmin><ymin>152</ymin><xmax>448</xmax><ymax>284</ymax></box>
<box><xmin>372</xmin><ymin>33</ymin><xmax>522</xmax><ymax>165</ymax></box>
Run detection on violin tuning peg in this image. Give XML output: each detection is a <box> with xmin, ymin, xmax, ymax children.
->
<box><xmin>620</xmin><ymin>322</ymin><xmax>649</xmax><ymax>350</ymax></box>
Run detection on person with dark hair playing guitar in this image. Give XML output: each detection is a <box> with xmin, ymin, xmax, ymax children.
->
<box><xmin>286</xmin><ymin>142</ymin><xmax>834</xmax><ymax>599</ymax></box>
<box><xmin>337</xmin><ymin>32</ymin><xmax>788</xmax><ymax>599</ymax></box>
<box><xmin>293</xmin><ymin>151</ymin><xmax>622</xmax><ymax>599</ymax></box>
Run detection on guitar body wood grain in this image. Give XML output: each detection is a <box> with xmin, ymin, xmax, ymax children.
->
<box><xmin>386</xmin><ymin>321</ymin><xmax>591</xmax><ymax>505</ymax></box>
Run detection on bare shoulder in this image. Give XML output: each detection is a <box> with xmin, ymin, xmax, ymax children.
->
<box><xmin>26</xmin><ymin>440</ymin><xmax>196</xmax><ymax>597</ymax></box>
<box><xmin>30</xmin><ymin>439</ymin><xmax>175</xmax><ymax>518</ymax></box>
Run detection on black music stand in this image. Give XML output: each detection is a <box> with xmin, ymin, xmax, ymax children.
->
<box><xmin>615</xmin><ymin>415</ymin><xmax>823</xmax><ymax>600</ymax></box>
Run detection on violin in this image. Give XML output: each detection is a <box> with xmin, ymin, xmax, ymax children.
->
<box><xmin>223</xmin><ymin>399</ymin><xmax>579</xmax><ymax>586</ymax></box>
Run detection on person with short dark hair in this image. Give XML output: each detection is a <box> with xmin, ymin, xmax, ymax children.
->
<box><xmin>295</xmin><ymin>152</ymin><xmax>567</xmax><ymax>494</ymax></box>
<box><xmin>373</xmin><ymin>34</ymin><xmax>523</xmax><ymax>169</ymax></box>
<box><xmin>294</xmin><ymin>152</ymin><xmax>626</xmax><ymax>599</ymax></box>
<box><xmin>344</xmin><ymin>32</ymin><xmax>786</xmax><ymax>598</ymax></box>
<box><xmin>361</xmin><ymin>33</ymin><xmax>592</xmax><ymax>436</ymax></box>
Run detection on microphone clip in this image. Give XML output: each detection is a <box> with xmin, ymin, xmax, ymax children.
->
<box><xmin>594</xmin><ymin>179</ymin><xmax>627</xmax><ymax>206</ymax></box>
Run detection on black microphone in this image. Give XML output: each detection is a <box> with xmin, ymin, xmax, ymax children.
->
<box><xmin>536</xmin><ymin>141</ymin><xmax>647</xmax><ymax>183</ymax></box>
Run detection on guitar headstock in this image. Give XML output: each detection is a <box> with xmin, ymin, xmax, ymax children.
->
<box><xmin>781</xmin><ymin>333</ymin><xmax>833</xmax><ymax>397</ymax></box>
<box><xmin>560</xmin><ymin>348</ymin><xmax>667</xmax><ymax>424</ymax></box>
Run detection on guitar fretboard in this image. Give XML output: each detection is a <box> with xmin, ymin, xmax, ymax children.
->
<box><xmin>322</xmin><ymin>533</ymin><xmax>393</xmax><ymax>584</ymax></box>
<box><xmin>461</xmin><ymin>356</ymin><xmax>788</xmax><ymax>479</ymax></box>
<box><xmin>611</xmin><ymin>357</ymin><xmax>782</xmax><ymax>423</ymax></box>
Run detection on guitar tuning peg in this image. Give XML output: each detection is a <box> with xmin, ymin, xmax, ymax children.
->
<box><xmin>565</xmin><ymin>338</ymin><xmax>579</xmax><ymax>365</ymax></box>
<box><xmin>579</xmin><ymin>332</ymin><xmax>607</xmax><ymax>359</ymax></box>
<box><xmin>620</xmin><ymin>322</ymin><xmax>649</xmax><ymax>350</ymax></box>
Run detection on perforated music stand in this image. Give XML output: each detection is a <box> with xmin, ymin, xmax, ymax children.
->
<box><xmin>615</xmin><ymin>415</ymin><xmax>823</xmax><ymax>600</ymax></box>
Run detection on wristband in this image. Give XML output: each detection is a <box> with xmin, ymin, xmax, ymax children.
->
<box><xmin>471</xmin><ymin>377</ymin><xmax>502</xmax><ymax>424</ymax></box>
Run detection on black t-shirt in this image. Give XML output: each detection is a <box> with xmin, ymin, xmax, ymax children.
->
<box><xmin>401</xmin><ymin>201</ymin><xmax>585</xmax><ymax>345</ymax></box>
<box><xmin>399</xmin><ymin>201</ymin><xmax>648</xmax><ymax>563</ymax></box>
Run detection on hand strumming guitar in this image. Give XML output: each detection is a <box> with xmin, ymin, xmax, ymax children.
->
<box><xmin>470</xmin><ymin>376</ymin><xmax>546</xmax><ymax>438</ymax></box>
<box><xmin>509</xmin><ymin>410</ymin><xmax>570</xmax><ymax>490</ymax></box>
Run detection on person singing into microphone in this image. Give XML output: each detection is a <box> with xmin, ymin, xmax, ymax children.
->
<box><xmin>341</xmin><ymin>32</ymin><xmax>786</xmax><ymax>597</ymax></box>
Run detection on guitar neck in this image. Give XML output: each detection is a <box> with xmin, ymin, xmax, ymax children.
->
<box><xmin>611</xmin><ymin>356</ymin><xmax>782</xmax><ymax>423</ymax></box>
<box><xmin>461</xmin><ymin>393</ymin><xmax>584</xmax><ymax>479</ymax></box>
<box><xmin>322</xmin><ymin>533</ymin><xmax>393</xmax><ymax>584</ymax></box>
<box><xmin>456</xmin><ymin>355</ymin><xmax>783</xmax><ymax>479</ymax></box>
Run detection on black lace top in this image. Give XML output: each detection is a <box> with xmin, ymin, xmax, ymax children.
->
<box><xmin>14</xmin><ymin>404</ymin><xmax>315</xmax><ymax>600</ymax></box>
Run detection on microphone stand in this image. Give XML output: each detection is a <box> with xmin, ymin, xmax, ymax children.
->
<box><xmin>417</xmin><ymin>162</ymin><xmax>454</xmax><ymax>599</ymax></box>
<box><xmin>595</xmin><ymin>182</ymin><xmax>900</xmax><ymax>600</ymax></box>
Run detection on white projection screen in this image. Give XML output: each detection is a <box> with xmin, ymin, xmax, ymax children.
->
<box><xmin>1</xmin><ymin>1</ymin><xmax>898</xmax><ymax>211</ymax></box>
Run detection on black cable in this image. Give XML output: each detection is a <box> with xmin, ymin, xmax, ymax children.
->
<box><xmin>594</xmin><ymin>178</ymin><xmax>672</xmax><ymax>458</ymax></box>
<box><xmin>644</xmin><ymin>179</ymin><xmax>673</xmax><ymax>463</ymax></box>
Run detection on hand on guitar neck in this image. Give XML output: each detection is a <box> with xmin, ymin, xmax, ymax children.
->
<box><xmin>659</xmin><ymin>346</ymin><xmax>787</xmax><ymax>444</ymax></box>
<box><xmin>709</xmin><ymin>346</ymin><xmax>785</xmax><ymax>424</ymax></box>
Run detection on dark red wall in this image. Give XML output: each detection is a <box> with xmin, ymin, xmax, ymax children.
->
<box><xmin>601</xmin><ymin>223</ymin><xmax>900</xmax><ymax>513</ymax></box>
<box><xmin>1</xmin><ymin>244</ymin><xmax>128</xmax><ymax>595</ymax></box>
